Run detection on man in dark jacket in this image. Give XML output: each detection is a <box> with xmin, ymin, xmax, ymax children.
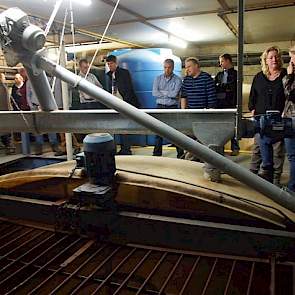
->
<box><xmin>215</xmin><ymin>53</ymin><xmax>239</xmax><ymax>155</ymax></box>
<box><xmin>106</xmin><ymin>55</ymin><xmax>140</xmax><ymax>155</ymax></box>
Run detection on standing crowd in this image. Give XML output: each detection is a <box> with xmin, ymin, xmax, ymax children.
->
<box><xmin>1</xmin><ymin>46</ymin><xmax>295</xmax><ymax>193</ymax></box>
<box><xmin>152</xmin><ymin>54</ymin><xmax>239</xmax><ymax>158</ymax></box>
<box><xmin>152</xmin><ymin>46</ymin><xmax>295</xmax><ymax>194</ymax></box>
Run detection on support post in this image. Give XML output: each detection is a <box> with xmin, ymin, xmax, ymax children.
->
<box><xmin>237</xmin><ymin>0</ymin><xmax>244</xmax><ymax>139</ymax></box>
<box><xmin>60</xmin><ymin>44</ymin><xmax>73</xmax><ymax>160</ymax></box>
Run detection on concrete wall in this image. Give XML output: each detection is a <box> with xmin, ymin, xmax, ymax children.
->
<box><xmin>174</xmin><ymin>40</ymin><xmax>294</xmax><ymax>57</ymax></box>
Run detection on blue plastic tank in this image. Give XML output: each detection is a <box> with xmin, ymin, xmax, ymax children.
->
<box><xmin>109</xmin><ymin>48</ymin><xmax>182</xmax><ymax>145</ymax></box>
<box><xmin>110</xmin><ymin>48</ymin><xmax>182</xmax><ymax>109</ymax></box>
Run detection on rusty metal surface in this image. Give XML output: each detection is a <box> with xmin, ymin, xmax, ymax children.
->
<box><xmin>0</xmin><ymin>220</ymin><xmax>293</xmax><ymax>295</ymax></box>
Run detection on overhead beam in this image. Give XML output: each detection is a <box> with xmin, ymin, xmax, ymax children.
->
<box><xmin>217</xmin><ymin>0</ymin><xmax>239</xmax><ymax>39</ymax></box>
<box><xmin>99</xmin><ymin>0</ymin><xmax>188</xmax><ymax>43</ymax></box>
<box><xmin>79</xmin><ymin>10</ymin><xmax>219</xmax><ymax>29</ymax></box>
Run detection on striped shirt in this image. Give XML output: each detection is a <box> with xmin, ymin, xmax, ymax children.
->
<box><xmin>181</xmin><ymin>72</ymin><xmax>217</xmax><ymax>109</ymax></box>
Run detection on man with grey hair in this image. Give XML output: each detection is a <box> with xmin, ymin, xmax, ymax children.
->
<box><xmin>152</xmin><ymin>58</ymin><xmax>183</xmax><ymax>158</ymax></box>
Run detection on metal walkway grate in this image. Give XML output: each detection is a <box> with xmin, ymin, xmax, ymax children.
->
<box><xmin>0</xmin><ymin>221</ymin><xmax>293</xmax><ymax>295</ymax></box>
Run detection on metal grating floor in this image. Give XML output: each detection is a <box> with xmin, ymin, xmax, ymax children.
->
<box><xmin>0</xmin><ymin>220</ymin><xmax>293</xmax><ymax>295</ymax></box>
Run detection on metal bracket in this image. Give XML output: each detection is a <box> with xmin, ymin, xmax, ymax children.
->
<box><xmin>192</xmin><ymin>121</ymin><xmax>235</xmax><ymax>182</ymax></box>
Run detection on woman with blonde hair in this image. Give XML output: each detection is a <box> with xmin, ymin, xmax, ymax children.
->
<box><xmin>248</xmin><ymin>46</ymin><xmax>286</xmax><ymax>184</ymax></box>
<box><xmin>282</xmin><ymin>45</ymin><xmax>295</xmax><ymax>192</ymax></box>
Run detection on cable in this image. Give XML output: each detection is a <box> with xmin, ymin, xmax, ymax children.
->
<box><xmin>51</xmin><ymin>7</ymin><xmax>68</xmax><ymax>91</ymax></box>
<box><xmin>68</xmin><ymin>161</ymin><xmax>78</xmax><ymax>180</ymax></box>
<box><xmin>116</xmin><ymin>167</ymin><xmax>295</xmax><ymax>225</ymax></box>
<box><xmin>44</xmin><ymin>0</ymin><xmax>64</xmax><ymax>36</ymax></box>
<box><xmin>69</xmin><ymin>0</ymin><xmax>77</xmax><ymax>75</ymax></box>
<box><xmin>85</xmin><ymin>0</ymin><xmax>121</xmax><ymax>79</ymax></box>
<box><xmin>9</xmin><ymin>95</ymin><xmax>31</xmax><ymax>130</ymax></box>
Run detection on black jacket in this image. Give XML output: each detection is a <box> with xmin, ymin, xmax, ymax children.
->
<box><xmin>107</xmin><ymin>67</ymin><xmax>140</xmax><ymax>108</ymax></box>
<box><xmin>248</xmin><ymin>70</ymin><xmax>287</xmax><ymax>115</ymax></box>
<box><xmin>0</xmin><ymin>82</ymin><xmax>9</xmax><ymax>111</ymax></box>
<box><xmin>215</xmin><ymin>67</ymin><xmax>237</xmax><ymax>108</ymax></box>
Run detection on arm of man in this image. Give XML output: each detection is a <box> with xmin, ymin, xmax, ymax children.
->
<box><xmin>152</xmin><ymin>76</ymin><xmax>166</xmax><ymax>98</ymax></box>
<box><xmin>180</xmin><ymin>97</ymin><xmax>187</xmax><ymax>109</ymax></box>
<box><xmin>227</xmin><ymin>71</ymin><xmax>238</xmax><ymax>106</ymax></box>
<box><xmin>206</xmin><ymin>76</ymin><xmax>217</xmax><ymax>108</ymax></box>
<box><xmin>79</xmin><ymin>89</ymin><xmax>88</xmax><ymax>102</ymax></box>
<box><xmin>214</xmin><ymin>72</ymin><xmax>221</xmax><ymax>87</ymax></box>
<box><xmin>180</xmin><ymin>78</ymin><xmax>187</xmax><ymax>109</ymax></box>
<box><xmin>166</xmin><ymin>76</ymin><xmax>182</xmax><ymax>99</ymax></box>
<box><xmin>121</xmin><ymin>69</ymin><xmax>140</xmax><ymax>107</ymax></box>
<box><xmin>91</xmin><ymin>73</ymin><xmax>103</xmax><ymax>88</ymax></box>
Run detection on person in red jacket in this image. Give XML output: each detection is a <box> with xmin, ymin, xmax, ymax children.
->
<box><xmin>11</xmin><ymin>73</ymin><xmax>30</xmax><ymax>111</ymax></box>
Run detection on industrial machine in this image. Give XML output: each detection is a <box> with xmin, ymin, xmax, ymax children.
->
<box><xmin>0</xmin><ymin>7</ymin><xmax>294</xmax><ymax>295</ymax></box>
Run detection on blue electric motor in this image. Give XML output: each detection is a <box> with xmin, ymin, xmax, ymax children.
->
<box><xmin>83</xmin><ymin>133</ymin><xmax>116</xmax><ymax>186</ymax></box>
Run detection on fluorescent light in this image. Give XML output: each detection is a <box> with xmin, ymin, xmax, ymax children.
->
<box><xmin>65</xmin><ymin>42</ymin><xmax>128</xmax><ymax>53</ymax></box>
<box><xmin>42</xmin><ymin>0</ymin><xmax>92</xmax><ymax>7</ymax></box>
<box><xmin>168</xmin><ymin>35</ymin><xmax>187</xmax><ymax>49</ymax></box>
<box><xmin>71</xmin><ymin>0</ymin><xmax>92</xmax><ymax>6</ymax></box>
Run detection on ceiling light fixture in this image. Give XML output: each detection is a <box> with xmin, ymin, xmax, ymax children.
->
<box><xmin>168</xmin><ymin>35</ymin><xmax>188</xmax><ymax>49</ymax></box>
<box><xmin>71</xmin><ymin>0</ymin><xmax>92</xmax><ymax>6</ymax></box>
<box><xmin>43</xmin><ymin>0</ymin><xmax>92</xmax><ymax>7</ymax></box>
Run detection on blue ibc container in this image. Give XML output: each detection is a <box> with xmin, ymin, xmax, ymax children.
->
<box><xmin>110</xmin><ymin>48</ymin><xmax>182</xmax><ymax>146</ymax></box>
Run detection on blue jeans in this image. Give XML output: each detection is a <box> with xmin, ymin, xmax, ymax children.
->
<box><xmin>285</xmin><ymin>137</ymin><xmax>295</xmax><ymax>192</ymax></box>
<box><xmin>260</xmin><ymin>136</ymin><xmax>277</xmax><ymax>170</ymax></box>
<box><xmin>260</xmin><ymin>136</ymin><xmax>284</xmax><ymax>167</ymax></box>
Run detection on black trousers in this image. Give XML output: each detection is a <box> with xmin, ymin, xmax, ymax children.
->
<box><xmin>153</xmin><ymin>104</ymin><xmax>184</xmax><ymax>158</ymax></box>
<box><xmin>80</xmin><ymin>101</ymin><xmax>107</xmax><ymax>109</ymax></box>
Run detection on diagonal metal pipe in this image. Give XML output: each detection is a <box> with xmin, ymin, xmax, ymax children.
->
<box><xmin>1</xmin><ymin>7</ymin><xmax>294</xmax><ymax>213</ymax></box>
<box><xmin>35</xmin><ymin>53</ymin><xmax>295</xmax><ymax>213</ymax></box>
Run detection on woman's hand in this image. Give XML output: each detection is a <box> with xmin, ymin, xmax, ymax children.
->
<box><xmin>287</xmin><ymin>61</ymin><xmax>294</xmax><ymax>75</ymax></box>
<box><xmin>0</xmin><ymin>73</ymin><xmax>5</xmax><ymax>83</ymax></box>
